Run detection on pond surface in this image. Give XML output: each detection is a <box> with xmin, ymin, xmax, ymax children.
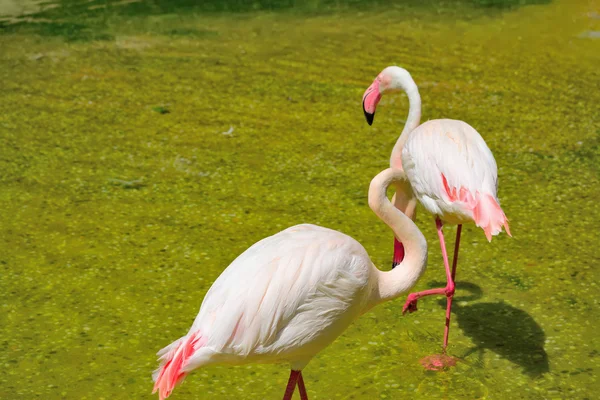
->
<box><xmin>1</xmin><ymin>0</ymin><xmax>599</xmax><ymax>399</ymax></box>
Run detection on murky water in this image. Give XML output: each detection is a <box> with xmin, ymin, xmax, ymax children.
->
<box><xmin>1</xmin><ymin>0</ymin><xmax>599</xmax><ymax>399</ymax></box>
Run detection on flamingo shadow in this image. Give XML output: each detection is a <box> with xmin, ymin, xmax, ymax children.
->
<box><xmin>431</xmin><ymin>281</ymin><xmax>549</xmax><ymax>378</ymax></box>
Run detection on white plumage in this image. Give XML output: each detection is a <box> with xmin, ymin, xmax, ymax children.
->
<box><xmin>182</xmin><ymin>224</ymin><xmax>372</xmax><ymax>371</ymax></box>
<box><xmin>402</xmin><ymin>118</ymin><xmax>499</xmax><ymax>225</ymax></box>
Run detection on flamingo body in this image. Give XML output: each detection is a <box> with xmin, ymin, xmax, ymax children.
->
<box><xmin>402</xmin><ymin>119</ymin><xmax>510</xmax><ymax>240</ymax></box>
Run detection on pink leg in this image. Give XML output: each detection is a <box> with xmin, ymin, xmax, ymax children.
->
<box><xmin>441</xmin><ymin>224</ymin><xmax>462</xmax><ymax>351</ymax></box>
<box><xmin>414</xmin><ymin>222</ymin><xmax>463</xmax><ymax>370</ymax></box>
<box><xmin>282</xmin><ymin>370</ymin><xmax>299</xmax><ymax>400</ymax></box>
<box><xmin>392</xmin><ymin>237</ymin><xmax>405</xmax><ymax>268</ymax></box>
<box><xmin>402</xmin><ymin>218</ymin><xmax>455</xmax><ymax>316</ymax></box>
<box><xmin>451</xmin><ymin>224</ymin><xmax>462</xmax><ymax>281</ymax></box>
<box><xmin>297</xmin><ymin>371</ymin><xmax>308</xmax><ymax>400</ymax></box>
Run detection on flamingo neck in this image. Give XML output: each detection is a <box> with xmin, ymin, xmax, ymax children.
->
<box><xmin>390</xmin><ymin>84</ymin><xmax>421</xmax><ymax>170</ymax></box>
<box><xmin>390</xmin><ymin>83</ymin><xmax>420</xmax><ymax>220</ymax></box>
<box><xmin>392</xmin><ymin>180</ymin><xmax>417</xmax><ymax>222</ymax></box>
<box><xmin>367</xmin><ymin>168</ymin><xmax>428</xmax><ymax>305</ymax></box>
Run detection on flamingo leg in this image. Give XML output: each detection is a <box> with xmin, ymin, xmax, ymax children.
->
<box><xmin>442</xmin><ymin>224</ymin><xmax>462</xmax><ymax>351</ymax></box>
<box><xmin>451</xmin><ymin>224</ymin><xmax>462</xmax><ymax>281</ymax></box>
<box><xmin>282</xmin><ymin>370</ymin><xmax>299</xmax><ymax>400</ymax></box>
<box><xmin>297</xmin><ymin>371</ymin><xmax>309</xmax><ymax>400</ymax></box>
<box><xmin>402</xmin><ymin>218</ymin><xmax>455</xmax><ymax>319</ymax></box>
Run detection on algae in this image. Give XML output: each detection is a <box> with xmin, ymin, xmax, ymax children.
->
<box><xmin>0</xmin><ymin>0</ymin><xmax>599</xmax><ymax>399</ymax></box>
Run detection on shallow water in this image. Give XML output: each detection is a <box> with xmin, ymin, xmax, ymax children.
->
<box><xmin>1</xmin><ymin>0</ymin><xmax>599</xmax><ymax>399</ymax></box>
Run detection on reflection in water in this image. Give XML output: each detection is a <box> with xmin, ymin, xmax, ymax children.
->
<box><xmin>432</xmin><ymin>281</ymin><xmax>549</xmax><ymax>378</ymax></box>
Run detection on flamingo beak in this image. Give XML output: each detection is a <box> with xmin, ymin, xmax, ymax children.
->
<box><xmin>362</xmin><ymin>80</ymin><xmax>381</xmax><ymax>126</ymax></box>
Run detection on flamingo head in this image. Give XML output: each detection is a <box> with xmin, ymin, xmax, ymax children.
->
<box><xmin>362</xmin><ymin>66</ymin><xmax>417</xmax><ymax>125</ymax></box>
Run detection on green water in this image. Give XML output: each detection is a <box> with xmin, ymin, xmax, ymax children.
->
<box><xmin>1</xmin><ymin>0</ymin><xmax>599</xmax><ymax>399</ymax></box>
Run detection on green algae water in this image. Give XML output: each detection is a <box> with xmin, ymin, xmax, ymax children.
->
<box><xmin>1</xmin><ymin>0</ymin><xmax>599</xmax><ymax>398</ymax></box>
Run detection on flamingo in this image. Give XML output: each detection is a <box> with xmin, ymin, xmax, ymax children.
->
<box><xmin>362</xmin><ymin>66</ymin><xmax>511</xmax><ymax>364</ymax></box>
<box><xmin>152</xmin><ymin>168</ymin><xmax>428</xmax><ymax>400</ymax></box>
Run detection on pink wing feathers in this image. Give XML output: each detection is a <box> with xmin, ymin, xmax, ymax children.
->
<box><xmin>402</xmin><ymin>119</ymin><xmax>511</xmax><ymax>241</ymax></box>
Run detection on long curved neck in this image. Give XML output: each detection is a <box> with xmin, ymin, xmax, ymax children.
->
<box><xmin>389</xmin><ymin>83</ymin><xmax>421</xmax><ymax>170</ymax></box>
<box><xmin>368</xmin><ymin>168</ymin><xmax>428</xmax><ymax>304</ymax></box>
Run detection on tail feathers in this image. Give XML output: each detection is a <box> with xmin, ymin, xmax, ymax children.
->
<box><xmin>473</xmin><ymin>193</ymin><xmax>511</xmax><ymax>242</ymax></box>
<box><xmin>152</xmin><ymin>331</ymin><xmax>206</xmax><ymax>400</ymax></box>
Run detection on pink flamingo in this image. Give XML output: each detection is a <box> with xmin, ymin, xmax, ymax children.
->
<box><xmin>152</xmin><ymin>168</ymin><xmax>428</xmax><ymax>400</ymax></box>
<box><xmin>362</xmin><ymin>66</ymin><xmax>511</xmax><ymax>366</ymax></box>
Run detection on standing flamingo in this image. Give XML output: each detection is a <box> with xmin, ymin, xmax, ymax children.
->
<box><xmin>362</xmin><ymin>66</ymin><xmax>511</xmax><ymax>365</ymax></box>
<box><xmin>152</xmin><ymin>168</ymin><xmax>428</xmax><ymax>400</ymax></box>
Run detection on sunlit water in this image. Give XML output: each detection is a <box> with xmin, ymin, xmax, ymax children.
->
<box><xmin>1</xmin><ymin>0</ymin><xmax>599</xmax><ymax>399</ymax></box>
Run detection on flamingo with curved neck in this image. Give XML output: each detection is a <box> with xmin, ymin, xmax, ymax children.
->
<box><xmin>362</xmin><ymin>66</ymin><xmax>511</xmax><ymax>364</ymax></box>
<box><xmin>152</xmin><ymin>168</ymin><xmax>427</xmax><ymax>400</ymax></box>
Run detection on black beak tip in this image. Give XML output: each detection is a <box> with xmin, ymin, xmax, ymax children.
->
<box><xmin>362</xmin><ymin>98</ymin><xmax>374</xmax><ymax>126</ymax></box>
<box><xmin>391</xmin><ymin>261</ymin><xmax>399</xmax><ymax>269</ymax></box>
<box><xmin>363</xmin><ymin>109</ymin><xmax>374</xmax><ymax>126</ymax></box>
